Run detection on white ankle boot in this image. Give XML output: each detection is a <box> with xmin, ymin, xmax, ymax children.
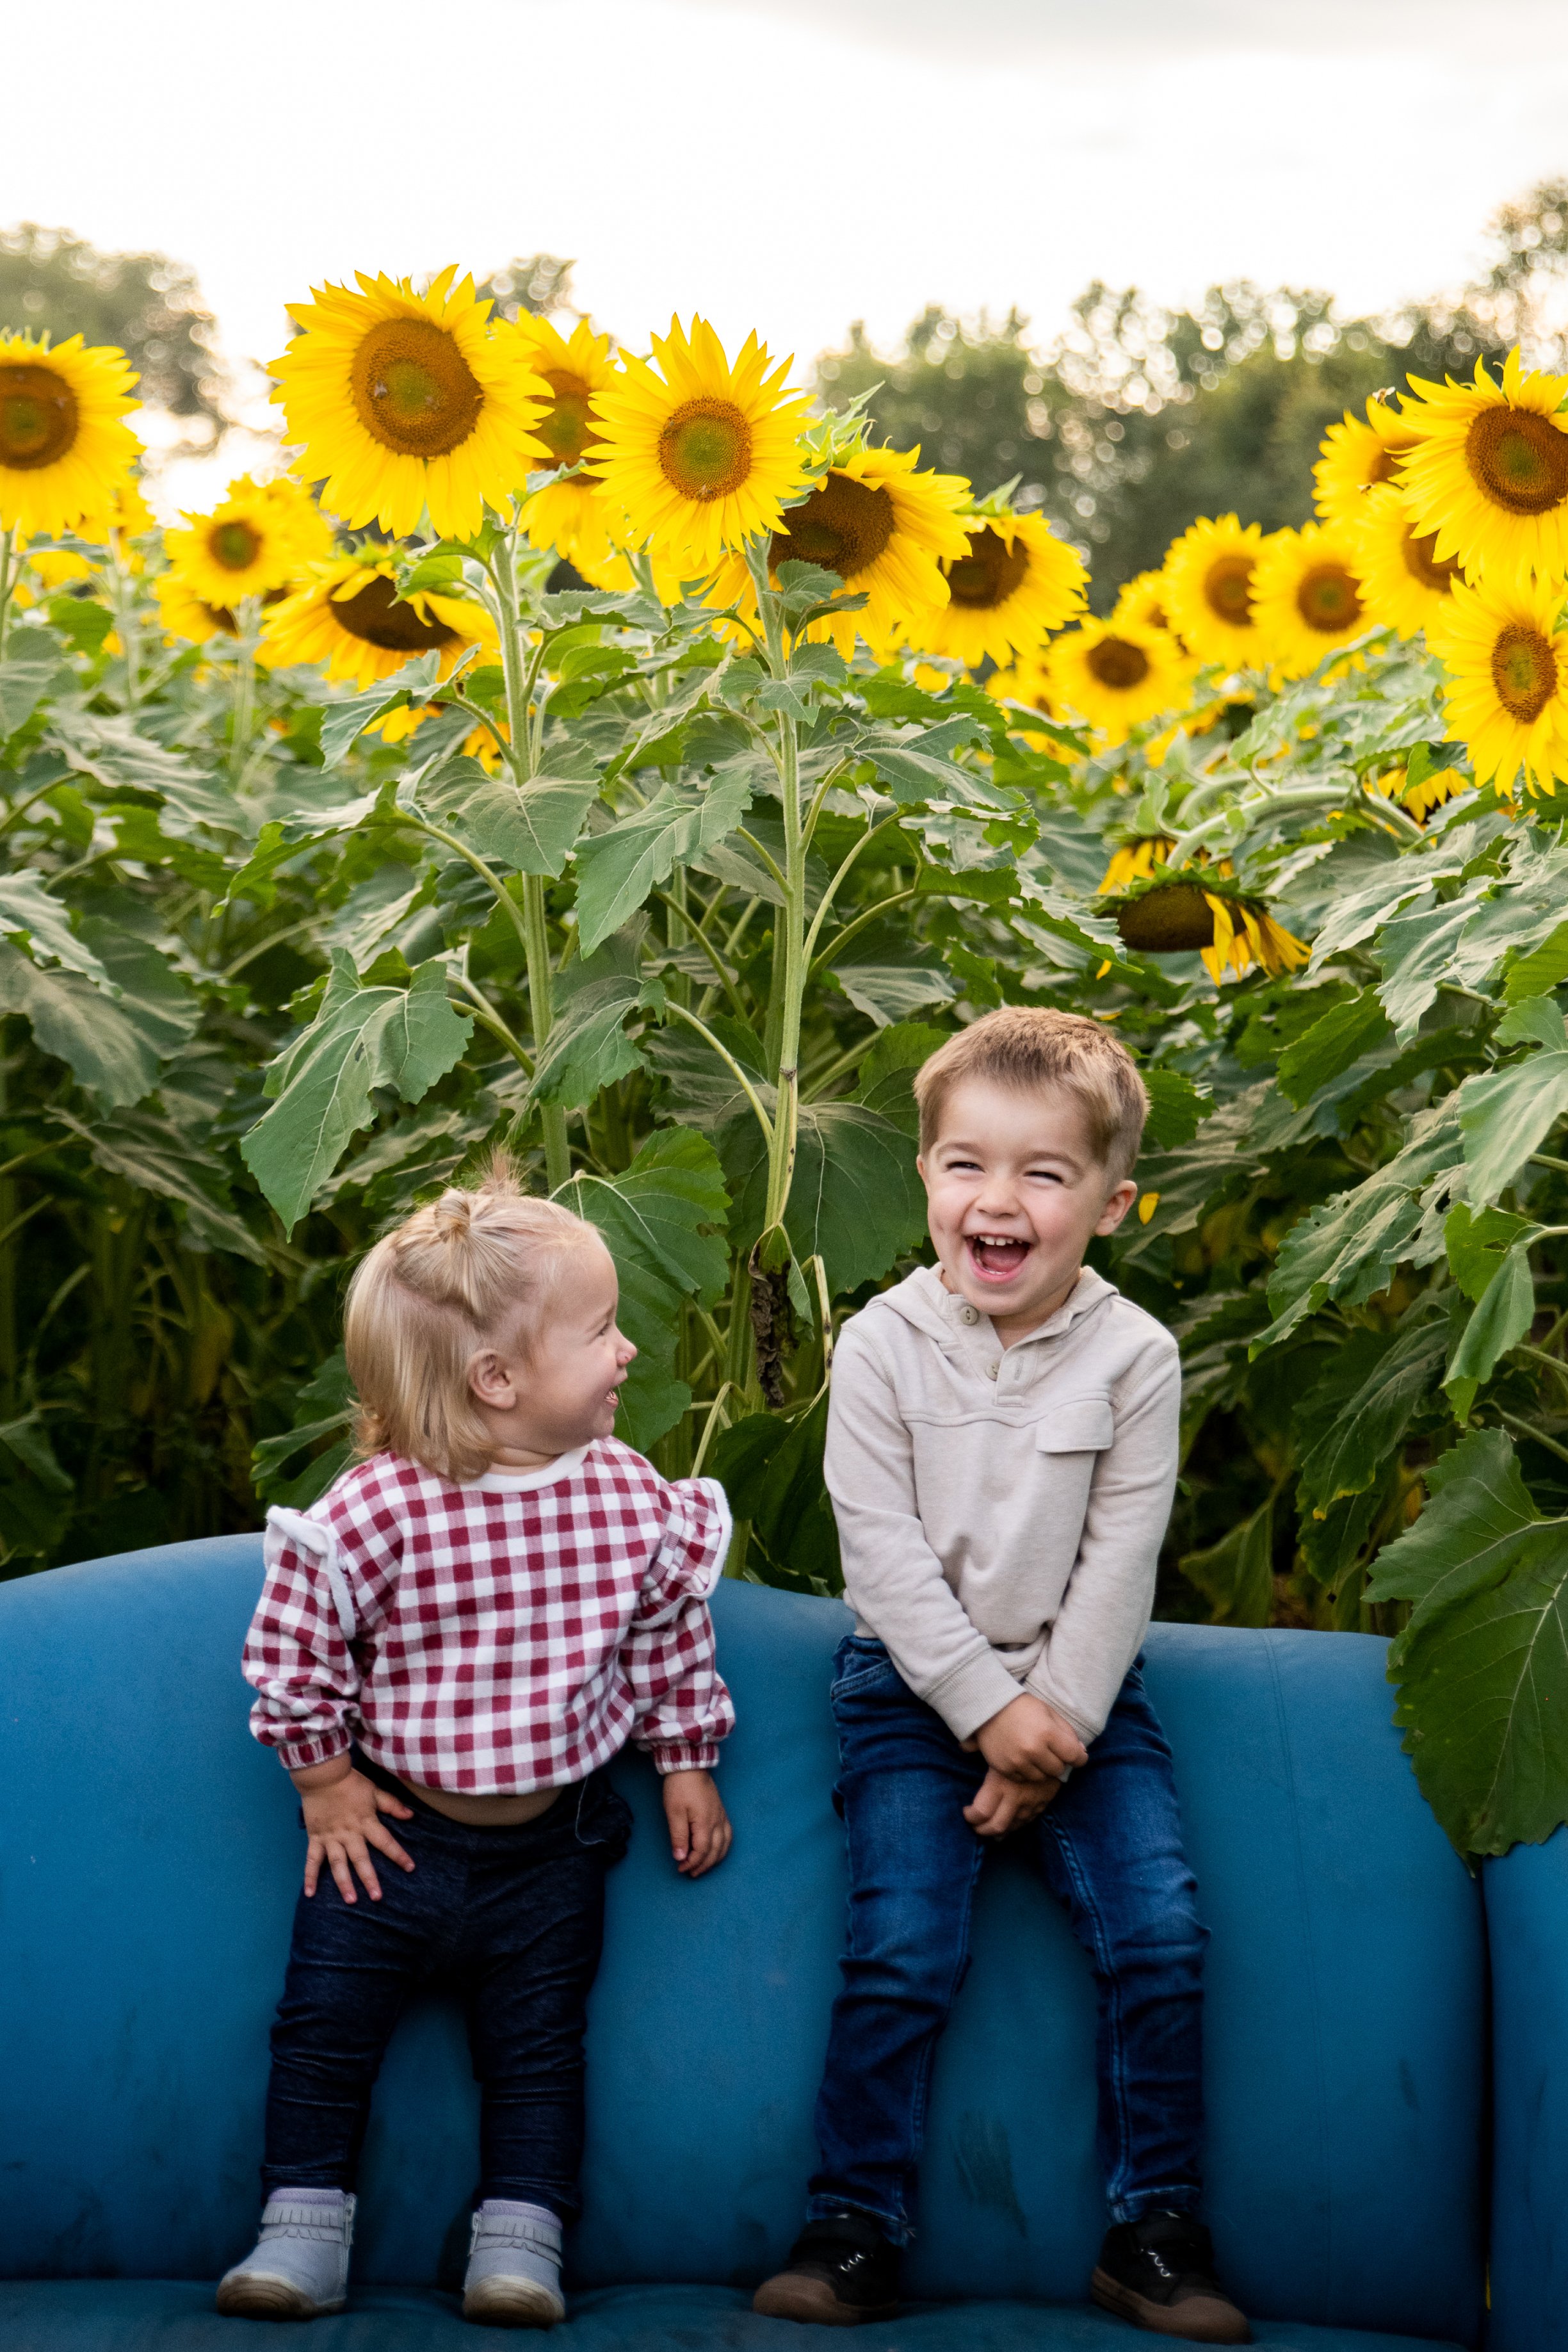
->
<box><xmin>216</xmin><ymin>2192</ymin><xmax>355</xmax><ymax>2319</ymax></box>
<box><xmin>462</xmin><ymin>2202</ymin><xmax>565</xmax><ymax>2328</ymax></box>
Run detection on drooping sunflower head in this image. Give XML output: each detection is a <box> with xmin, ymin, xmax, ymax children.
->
<box><xmin>912</xmin><ymin>507</ymin><xmax>1087</xmax><ymax>670</ymax></box>
<box><xmin>587</xmin><ymin>316</ymin><xmax>814</xmax><ymax>580</ymax></box>
<box><xmin>259</xmin><ymin>547</ymin><xmax>497</xmax><ymax>692</ymax></box>
<box><xmin>1250</xmin><ymin>521</ymin><xmax>1371</xmax><ymax>677</ymax></box>
<box><xmin>1099</xmin><ymin>837</ymin><xmax>1176</xmax><ymax>892</ymax></box>
<box><xmin>1351</xmin><ymin>482</ymin><xmax>1468</xmax><ymax>640</ymax></box>
<box><xmin>508</xmin><ymin>314</ymin><xmax>627</xmax><ymax>572</ymax></box>
<box><xmin>1110</xmin><ymin>877</ymin><xmax>1305</xmax><ymax>982</ymax></box>
<box><xmin>1369</xmin><ymin>763</ymin><xmax>1471</xmax><ymax>822</ymax></box>
<box><xmin>707</xmin><ymin>442</ymin><xmax>973</xmax><ymax>655</ymax></box>
<box><xmin>1397</xmin><ymin>348</ymin><xmax>1568</xmax><ymax>586</ymax></box>
<box><xmin>0</xmin><ymin>330</ymin><xmax>141</xmax><ymax>539</ymax></box>
<box><xmin>1046</xmin><ymin>614</ymin><xmax>1190</xmax><ymax>745</ymax></box>
<box><xmin>1313</xmin><ymin>394</ymin><xmax>1418</xmax><ymax>530</ymax></box>
<box><xmin>1428</xmin><ymin>571</ymin><xmax>1568</xmax><ymax>801</ymax></box>
<box><xmin>270</xmin><ymin>268</ymin><xmax>552</xmax><ymax>542</ymax></box>
<box><xmin>1161</xmin><ymin>515</ymin><xmax>1270</xmax><ymax>669</ymax></box>
<box><xmin>162</xmin><ymin>473</ymin><xmax>333</xmax><ymax>610</ymax></box>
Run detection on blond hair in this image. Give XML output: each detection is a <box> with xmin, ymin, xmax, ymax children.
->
<box><xmin>913</xmin><ymin>1007</ymin><xmax>1149</xmax><ymax>1181</ymax></box>
<box><xmin>343</xmin><ymin>1157</ymin><xmax>606</xmax><ymax>1484</ymax></box>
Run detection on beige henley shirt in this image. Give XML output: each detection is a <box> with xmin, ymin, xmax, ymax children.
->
<box><xmin>823</xmin><ymin>1263</ymin><xmax>1182</xmax><ymax>1747</ymax></box>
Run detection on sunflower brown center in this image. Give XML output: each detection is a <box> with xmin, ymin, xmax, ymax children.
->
<box><xmin>350</xmin><ymin>318</ymin><xmax>484</xmax><ymax>460</ymax></box>
<box><xmin>769</xmin><ymin>471</ymin><xmax>896</xmax><ymax>581</ymax></box>
<box><xmin>0</xmin><ymin>363</ymin><xmax>78</xmax><ymax>471</ymax></box>
<box><xmin>331</xmin><ymin>572</ymin><xmax>460</xmax><ymax>653</ymax></box>
<box><xmin>1367</xmin><ymin>447</ymin><xmax>1400</xmax><ymax>487</ymax></box>
<box><xmin>209</xmin><ymin>519</ymin><xmax>263</xmax><ymax>572</ymax></box>
<box><xmin>1491</xmin><ymin>622</ymin><xmax>1558</xmax><ymax>724</ymax></box>
<box><xmin>658</xmin><ymin>398</ymin><xmax>752</xmax><ymax>502</ymax></box>
<box><xmin>1297</xmin><ymin>563</ymin><xmax>1363</xmax><ymax>635</ymax></box>
<box><xmin>1401</xmin><ymin>526</ymin><xmax>1463</xmax><ymax>593</ymax></box>
<box><xmin>946</xmin><ymin>526</ymin><xmax>1029</xmax><ymax>609</ymax></box>
<box><xmin>1202</xmin><ymin>553</ymin><xmax>1255</xmax><ymax>625</ymax></box>
<box><xmin>1466</xmin><ymin>405</ymin><xmax>1568</xmax><ymax>516</ymax></box>
<box><xmin>1087</xmin><ymin>635</ymin><xmax>1151</xmax><ymax>690</ymax></box>
<box><xmin>1115</xmin><ymin>883</ymin><xmax>1215</xmax><ymax>953</ymax></box>
<box><xmin>537</xmin><ymin>369</ymin><xmax>601</xmax><ymax>469</ymax></box>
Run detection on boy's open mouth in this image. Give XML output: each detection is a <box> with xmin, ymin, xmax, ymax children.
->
<box><xmin>966</xmin><ymin>1233</ymin><xmax>1031</xmax><ymax>1282</ymax></box>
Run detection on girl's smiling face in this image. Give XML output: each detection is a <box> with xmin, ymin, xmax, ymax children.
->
<box><xmin>917</xmin><ymin>1076</ymin><xmax>1138</xmax><ymax>1347</ymax></box>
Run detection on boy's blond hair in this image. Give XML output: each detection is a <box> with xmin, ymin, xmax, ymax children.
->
<box><xmin>343</xmin><ymin>1157</ymin><xmax>606</xmax><ymax>1484</ymax></box>
<box><xmin>913</xmin><ymin>1007</ymin><xmax>1149</xmax><ymax>1182</ymax></box>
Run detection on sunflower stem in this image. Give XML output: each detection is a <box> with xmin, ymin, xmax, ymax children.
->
<box><xmin>229</xmin><ymin>596</ymin><xmax>261</xmax><ymax>782</ymax></box>
<box><xmin>494</xmin><ymin>524</ymin><xmax>570</xmax><ymax>1191</ymax></box>
<box><xmin>744</xmin><ymin>537</ymin><xmax>803</xmax><ymax>1240</ymax></box>
<box><xmin>0</xmin><ymin>530</ymin><xmax>14</xmax><ymax>663</ymax></box>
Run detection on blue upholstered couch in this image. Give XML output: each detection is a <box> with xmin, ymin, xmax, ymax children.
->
<box><xmin>3</xmin><ymin>1537</ymin><xmax>1566</xmax><ymax>2351</ymax></box>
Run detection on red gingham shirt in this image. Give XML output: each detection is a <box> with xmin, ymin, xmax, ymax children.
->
<box><xmin>242</xmin><ymin>1439</ymin><xmax>734</xmax><ymax>1793</ymax></box>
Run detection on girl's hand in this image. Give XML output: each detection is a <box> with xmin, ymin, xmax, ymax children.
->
<box><xmin>662</xmin><ymin>1768</ymin><xmax>732</xmax><ymax>1878</ymax></box>
<box><xmin>292</xmin><ymin>1756</ymin><xmax>415</xmax><ymax>1902</ymax></box>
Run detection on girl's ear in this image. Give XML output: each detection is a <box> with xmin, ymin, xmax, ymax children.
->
<box><xmin>467</xmin><ymin>1349</ymin><xmax>517</xmax><ymax>1409</ymax></box>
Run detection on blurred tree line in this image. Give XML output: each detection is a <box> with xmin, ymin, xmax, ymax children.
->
<box><xmin>814</xmin><ymin>179</ymin><xmax>1568</xmax><ymax>608</ymax></box>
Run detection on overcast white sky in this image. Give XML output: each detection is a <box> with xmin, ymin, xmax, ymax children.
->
<box><xmin>6</xmin><ymin>0</ymin><xmax>1565</xmax><ymax>501</ymax></box>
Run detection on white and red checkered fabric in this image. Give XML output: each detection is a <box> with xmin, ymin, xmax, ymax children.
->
<box><xmin>242</xmin><ymin>1438</ymin><xmax>734</xmax><ymax>1792</ymax></box>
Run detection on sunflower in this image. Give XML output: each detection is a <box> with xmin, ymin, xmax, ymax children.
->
<box><xmin>1113</xmin><ymin>567</ymin><xmax>1190</xmax><ymax>651</ymax></box>
<box><xmin>154</xmin><ymin>569</ymin><xmax>261</xmax><ymax>647</ymax></box>
<box><xmin>588</xmin><ymin>316</ymin><xmax>813</xmax><ymax>578</ymax></box>
<box><xmin>1396</xmin><ymin>348</ymin><xmax>1568</xmax><ymax>585</ymax></box>
<box><xmin>1313</xmin><ymin>396</ymin><xmax>1418</xmax><ymax>529</ymax></box>
<box><xmin>1369</xmin><ymin>764</ymin><xmax>1471</xmax><ymax>822</ymax></box>
<box><xmin>1250</xmin><ymin>523</ymin><xmax>1371</xmax><ymax>677</ymax></box>
<box><xmin>987</xmin><ymin>654</ymin><xmax>1060</xmax><ymax>729</ymax></box>
<box><xmin>259</xmin><ymin>549</ymin><xmax>496</xmax><ymax>690</ymax></box>
<box><xmin>163</xmin><ymin>474</ymin><xmax>332</xmax><ymax>611</ymax></box>
<box><xmin>1350</xmin><ymin>482</ymin><xmax>1467</xmax><ymax>640</ymax></box>
<box><xmin>1099</xmin><ymin>838</ymin><xmax>1176</xmax><ymax>891</ymax></box>
<box><xmin>912</xmin><ymin>508</ymin><xmax>1086</xmax><ymax>669</ymax></box>
<box><xmin>0</xmin><ymin>331</ymin><xmax>140</xmax><ymax>539</ymax></box>
<box><xmin>270</xmin><ymin>268</ymin><xmax>551</xmax><ymax>542</ymax></box>
<box><xmin>1046</xmin><ymin>615</ymin><xmax>1189</xmax><ymax>743</ymax></box>
<box><xmin>706</xmin><ymin>442</ymin><xmax>973</xmax><ymax>656</ymax></box>
<box><xmin>1428</xmin><ymin>571</ymin><xmax>1568</xmax><ymax>799</ymax></box>
<box><xmin>505</xmin><ymin>315</ymin><xmax>627</xmax><ymax>574</ymax></box>
<box><xmin>1161</xmin><ymin>515</ymin><xmax>1272</xmax><ymax>670</ymax></box>
<box><xmin>1109</xmin><ymin>877</ymin><xmax>1305</xmax><ymax>980</ymax></box>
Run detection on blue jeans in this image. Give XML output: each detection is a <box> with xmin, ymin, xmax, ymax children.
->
<box><xmin>807</xmin><ymin>1638</ymin><xmax>1206</xmax><ymax>2242</ymax></box>
<box><xmin>260</xmin><ymin>1754</ymin><xmax>631</xmax><ymax>2223</ymax></box>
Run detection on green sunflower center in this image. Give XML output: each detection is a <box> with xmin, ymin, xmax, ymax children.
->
<box><xmin>1296</xmin><ymin>563</ymin><xmax>1363</xmax><ymax>635</ymax></box>
<box><xmin>350</xmin><ymin>318</ymin><xmax>484</xmax><ymax>460</ymax></box>
<box><xmin>1202</xmin><ymin>554</ymin><xmax>1255</xmax><ymax>625</ymax></box>
<box><xmin>658</xmin><ymin>398</ymin><xmax>752</xmax><ymax>502</ymax></box>
<box><xmin>945</xmin><ymin>526</ymin><xmax>1029</xmax><ymax>609</ymax></box>
<box><xmin>209</xmin><ymin>520</ymin><xmax>263</xmax><ymax>572</ymax></box>
<box><xmin>770</xmin><ymin>471</ymin><xmax>896</xmax><ymax>581</ymax></box>
<box><xmin>1087</xmin><ymin>636</ymin><xmax>1151</xmax><ymax>691</ymax></box>
<box><xmin>1402</xmin><ymin>526</ymin><xmax>1463</xmax><ymax>594</ymax></box>
<box><xmin>1466</xmin><ymin>405</ymin><xmax>1568</xmax><ymax>517</ymax></box>
<box><xmin>332</xmin><ymin>572</ymin><xmax>461</xmax><ymax>653</ymax></box>
<box><xmin>0</xmin><ymin>363</ymin><xmax>79</xmax><ymax>471</ymax></box>
<box><xmin>1491</xmin><ymin>621</ymin><xmax>1558</xmax><ymax>724</ymax></box>
<box><xmin>538</xmin><ymin>370</ymin><xmax>601</xmax><ymax>470</ymax></box>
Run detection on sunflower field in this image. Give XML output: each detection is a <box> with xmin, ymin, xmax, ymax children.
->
<box><xmin>4</xmin><ymin>268</ymin><xmax>1568</xmax><ymax>1859</ymax></box>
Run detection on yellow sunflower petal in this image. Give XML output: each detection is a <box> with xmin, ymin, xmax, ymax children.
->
<box><xmin>588</xmin><ymin>315</ymin><xmax>814</xmax><ymax>578</ymax></box>
<box><xmin>0</xmin><ymin>330</ymin><xmax>141</xmax><ymax>538</ymax></box>
<box><xmin>270</xmin><ymin>268</ymin><xmax>551</xmax><ymax>542</ymax></box>
<box><xmin>1396</xmin><ymin>348</ymin><xmax>1568</xmax><ymax>586</ymax></box>
<box><xmin>1428</xmin><ymin>571</ymin><xmax>1568</xmax><ymax>799</ymax></box>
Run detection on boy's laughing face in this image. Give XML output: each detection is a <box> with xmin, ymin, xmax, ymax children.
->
<box><xmin>917</xmin><ymin>1076</ymin><xmax>1138</xmax><ymax>1347</ymax></box>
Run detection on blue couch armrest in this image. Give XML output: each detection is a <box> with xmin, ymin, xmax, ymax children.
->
<box><xmin>1484</xmin><ymin>1829</ymin><xmax>1568</xmax><ymax>2349</ymax></box>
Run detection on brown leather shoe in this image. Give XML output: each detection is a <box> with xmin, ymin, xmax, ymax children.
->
<box><xmin>1092</xmin><ymin>2211</ymin><xmax>1251</xmax><ymax>2343</ymax></box>
<box><xmin>752</xmin><ymin>2212</ymin><xmax>900</xmax><ymax>2326</ymax></box>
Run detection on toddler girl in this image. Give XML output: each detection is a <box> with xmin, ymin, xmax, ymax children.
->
<box><xmin>217</xmin><ymin>1164</ymin><xmax>734</xmax><ymax>2328</ymax></box>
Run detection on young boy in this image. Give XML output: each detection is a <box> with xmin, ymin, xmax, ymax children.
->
<box><xmin>754</xmin><ymin>1009</ymin><xmax>1248</xmax><ymax>2344</ymax></box>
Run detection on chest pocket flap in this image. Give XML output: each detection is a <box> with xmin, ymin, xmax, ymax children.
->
<box><xmin>1036</xmin><ymin>1393</ymin><xmax>1115</xmax><ymax>1453</ymax></box>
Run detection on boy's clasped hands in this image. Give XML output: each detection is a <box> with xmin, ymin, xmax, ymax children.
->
<box><xmin>963</xmin><ymin>1690</ymin><xmax>1090</xmax><ymax>1837</ymax></box>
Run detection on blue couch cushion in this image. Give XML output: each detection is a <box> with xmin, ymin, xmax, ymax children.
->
<box><xmin>0</xmin><ymin>1539</ymin><xmax>1485</xmax><ymax>2344</ymax></box>
<box><xmin>1483</xmin><ymin>1828</ymin><xmax>1568</xmax><ymax>2352</ymax></box>
<box><xmin>0</xmin><ymin>2281</ymin><xmax>1471</xmax><ymax>2352</ymax></box>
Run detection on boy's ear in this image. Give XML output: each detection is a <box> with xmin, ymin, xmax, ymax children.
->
<box><xmin>915</xmin><ymin>1152</ymin><xmax>930</xmax><ymax>1195</ymax></box>
<box><xmin>1095</xmin><ymin>1178</ymin><xmax>1139</xmax><ymax>1236</ymax></box>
